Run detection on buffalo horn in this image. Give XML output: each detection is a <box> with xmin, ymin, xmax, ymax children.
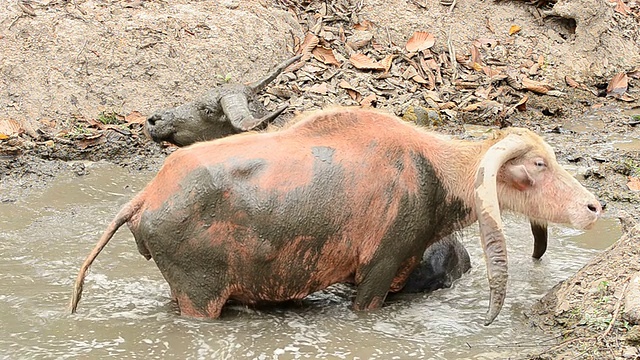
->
<box><xmin>474</xmin><ymin>132</ymin><xmax>532</xmax><ymax>325</ymax></box>
<box><xmin>248</xmin><ymin>54</ymin><xmax>302</xmax><ymax>93</ymax></box>
<box><xmin>220</xmin><ymin>94</ymin><xmax>288</xmax><ymax>131</ymax></box>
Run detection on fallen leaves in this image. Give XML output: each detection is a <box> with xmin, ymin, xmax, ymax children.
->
<box><xmin>509</xmin><ymin>25</ymin><xmax>521</xmax><ymax>36</ymax></box>
<box><xmin>607</xmin><ymin>72</ymin><xmax>628</xmax><ymax>95</ymax></box>
<box><xmin>312</xmin><ymin>46</ymin><xmax>341</xmax><ymax>66</ymax></box>
<box><xmin>521</xmin><ymin>76</ymin><xmax>563</xmax><ymax>96</ymax></box>
<box><xmin>349</xmin><ymin>53</ymin><xmax>385</xmax><ymax>71</ymax></box>
<box><xmin>609</xmin><ymin>0</ymin><xmax>631</xmax><ymax>15</ymax></box>
<box><xmin>628</xmin><ymin>177</ymin><xmax>640</xmax><ymax>192</ymax></box>
<box><xmin>606</xmin><ymin>72</ymin><xmax>635</xmax><ymax>102</ymax></box>
<box><xmin>339</xmin><ymin>80</ymin><xmax>361</xmax><ymax>101</ymax></box>
<box><xmin>353</xmin><ymin>20</ymin><xmax>375</xmax><ymax>31</ymax></box>
<box><xmin>405</xmin><ymin>31</ymin><xmax>435</xmax><ymax>53</ymax></box>
<box><xmin>360</xmin><ymin>93</ymin><xmax>377</xmax><ymax>108</ymax></box>
<box><xmin>297</xmin><ymin>33</ymin><xmax>320</xmax><ymax>56</ymax></box>
<box><xmin>124</xmin><ymin>111</ymin><xmax>147</xmax><ymax>125</ymax></box>
<box><xmin>308</xmin><ymin>83</ymin><xmax>329</xmax><ymax>95</ymax></box>
<box><xmin>0</xmin><ymin>119</ymin><xmax>24</xmax><ymax>139</ymax></box>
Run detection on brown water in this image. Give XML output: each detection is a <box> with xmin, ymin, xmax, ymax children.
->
<box><xmin>0</xmin><ymin>162</ymin><xmax>621</xmax><ymax>359</ymax></box>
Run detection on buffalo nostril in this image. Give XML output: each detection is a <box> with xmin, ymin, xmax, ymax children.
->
<box><xmin>587</xmin><ymin>204</ymin><xmax>599</xmax><ymax>213</ymax></box>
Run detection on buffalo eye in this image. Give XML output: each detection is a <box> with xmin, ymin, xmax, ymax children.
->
<box><xmin>196</xmin><ymin>103</ymin><xmax>214</xmax><ymax>116</ymax></box>
<box><xmin>535</xmin><ymin>159</ymin><xmax>547</xmax><ymax>168</ymax></box>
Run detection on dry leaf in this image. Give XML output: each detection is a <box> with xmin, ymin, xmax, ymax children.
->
<box><xmin>461</xmin><ymin>103</ymin><xmax>481</xmax><ymax>112</ymax></box>
<box><xmin>308</xmin><ymin>83</ymin><xmax>328</xmax><ymax>95</ymax></box>
<box><xmin>529</xmin><ymin>63</ymin><xmax>540</xmax><ymax>76</ymax></box>
<box><xmin>77</xmin><ymin>134</ymin><xmax>106</xmax><ymax>150</ymax></box>
<box><xmin>565</xmin><ymin>76</ymin><xmax>581</xmax><ymax>89</ymax></box>
<box><xmin>537</xmin><ymin>55</ymin><xmax>544</xmax><ymax>67</ymax></box>
<box><xmin>470</xmin><ymin>45</ymin><xmax>483</xmax><ymax>66</ymax></box>
<box><xmin>521</xmin><ymin>76</ymin><xmax>553</xmax><ymax>94</ymax></box>
<box><xmin>371</xmin><ymin>40</ymin><xmax>384</xmax><ymax>51</ymax></box>
<box><xmin>515</xmin><ymin>95</ymin><xmax>529</xmax><ymax>112</ymax></box>
<box><xmin>628</xmin><ymin>176</ymin><xmax>640</xmax><ymax>191</ymax></box>
<box><xmin>349</xmin><ymin>53</ymin><xmax>385</xmax><ymax>71</ymax></box>
<box><xmin>380</xmin><ymin>54</ymin><xmax>395</xmax><ymax>72</ymax></box>
<box><xmin>613</xmin><ymin>0</ymin><xmax>631</xmax><ymax>14</ymax></box>
<box><xmin>354</xmin><ymin>20</ymin><xmax>375</xmax><ymax>31</ymax></box>
<box><xmin>86</xmin><ymin>118</ymin><xmax>105</xmax><ymax>130</ymax></box>
<box><xmin>360</xmin><ymin>93</ymin><xmax>377</xmax><ymax>108</ymax></box>
<box><xmin>338</xmin><ymin>80</ymin><xmax>356</xmax><ymax>91</ymax></box>
<box><xmin>402</xmin><ymin>65</ymin><xmax>419</xmax><ymax>80</ymax></box>
<box><xmin>439</xmin><ymin>102</ymin><xmax>456</xmax><ymax>110</ymax></box>
<box><xmin>125</xmin><ymin>111</ymin><xmax>146</xmax><ymax>124</ymax></box>
<box><xmin>412</xmin><ymin>75</ymin><xmax>428</xmax><ymax>84</ymax></box>
<box><xmin>509</xmin><ymin>25</ymin><xmax>521</xmax><ymax>36</ymax></box>
<box><xmin>423</xmin><ymin>90</ymin><xmax>442</xmax><ymax>103</ymax></box>
<box><xmin>482</xmin><ymin>66</ymin><xmax>501</xmax><ymax>77</ymax></box>
<box><xmin>405</xmin><ymin>32</ymin><xmax>435</xmax><ymax>53</ymax></box>
<box><xmin>312</xmin><ymin>46</ymin><xmax>341</xmax><ymax>66</ymax></box>
<box><xmin>347</xmin><ymin>89</ymin><xmax>361</xmax><ymax>101</ymax></box>
<box><xmin>618</xmin><ymin>93</ymin><xmax>636</xmax><ymax>102</ymax></box>
<box><xmin>0</xmin><ymin>119</ymin><xmax>24</xmax><ymax>137</ymax></box>
<box><xmin>607</xmin><ymin>72</ymin><xmax>628</xmax><ymax>96</ymax></box>
<box><xmin>296</xmin><ymin>33</ymin><xmax>319</xmax><ymax>55</ymax></box>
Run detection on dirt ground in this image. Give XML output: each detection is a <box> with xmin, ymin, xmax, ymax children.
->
<box><xmin>527</xmin><ymin>217</ymin><xmax>640</xmax><ymax>360</ymax></box>
<box><xmin>1</xmin><ymin>0</ymin><xmax>639</xmax><ymax>358</ymax></box>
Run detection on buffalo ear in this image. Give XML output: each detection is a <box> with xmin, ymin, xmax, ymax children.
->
<box><xmin>505</xmin><ymin>164</ymin><xmax>534</xmax><ymax>191</ymax></box>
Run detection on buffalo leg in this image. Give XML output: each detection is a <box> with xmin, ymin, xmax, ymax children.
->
<box><xmin>353</xmin><ymin>262</ymin><xmax>399</xmax><ymax>310</ymax></box>
<box><xmin>174</xmin><ymin>288</ymin><xmax>230</xmax><ymax>319</ymax></box>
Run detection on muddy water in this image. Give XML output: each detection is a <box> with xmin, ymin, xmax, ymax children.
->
<box><xmin>0</xmin><ymin>163</ymin><xmax>621</xmax><ymax>359</ymax></box>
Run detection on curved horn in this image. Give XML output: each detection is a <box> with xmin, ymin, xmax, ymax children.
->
<box><xmin>220</xmin><ymin>94</ymin><xmax>288</xmax><ymax>131</ymax></box>
<box><xmin>530</xmin><ymin>220</ymin><xmax>548</xmax><ymax>259</ymax></box>
<box><xmin>248</xmin><ymin>54</ymin><xmax>302</xmax><ymax>93</ymax></box>
<box><xmin>474</xmin><ymin>133</ymin><xmax>532</xmax><ymax>325</ymax></box>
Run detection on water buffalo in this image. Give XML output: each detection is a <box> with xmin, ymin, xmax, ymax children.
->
<box><xmin>70</xmin><ymin>107</ymin><xmax>601</xmax><ymax>325</ymax></box>
<box><xmin>146</xmin><ymin>55</ymin><xmax>301</xmax><ymax>146</ymax></box>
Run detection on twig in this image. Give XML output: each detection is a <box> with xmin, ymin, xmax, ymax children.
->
<box><xmin>448</xmin><ymin>0</ymin><xmax>458</xmax><ymax>13</ymax></box>
<box><xmin>447</xmin><ymin>26</ymin><xmax>457</xmax><ymax>81</ymax></box>
<box><xmin>8</xmin><ymin>15</ymin><xmax>23</xmax><ymax>30</ymax></box>
<box><xmin>17</xmin><ymin>0</ymin><xmax>36</xmax><ymax>17</ymax></box>
<box><xmin>75</xmin><ymin>39</ymin><xmax>88</xmax><ymax>62</ymax></box>
<box><xmin>72</xmin><ymin>0</ymin><xmax>87</xmax><ymax>15</ymax></box>
<box><xmin>385</xmin><ymin>26</ymin><xmax>392</xmax><ymax>49</ymax></box>
<box><xmin>601</xmin><ymin>280</ymin><xmax>629</xmax><ymax>339</ymax></box>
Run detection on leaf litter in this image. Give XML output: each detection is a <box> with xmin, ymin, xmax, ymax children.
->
<box><xmin>267</xmin><ymin>0</ymin><xmax>618</xmax><ymax>128</ymax></box>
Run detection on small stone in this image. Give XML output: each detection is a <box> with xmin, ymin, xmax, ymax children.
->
<box><xmin>626</xmin><ymin>326</ymin><xmax>640</xmax><ymax>344</ymax></box>
<box><xmin>402</xmin><ymin>105</ymin><xmax>442</xmax><ymax>127</ymax></box>
<box><xmin>221</xmin><ymin>0</ymin><xmax>239</xmax><ymax>9</ymax></box>
<box><xmin>622</xmin><ymin>345</ymin><xmax>639</xmax><ymax>358</ymax></box>
<box><xmin>624</xmin><ymin>272</ymin><xmax>640</xmax><ymax>325</ymax></box>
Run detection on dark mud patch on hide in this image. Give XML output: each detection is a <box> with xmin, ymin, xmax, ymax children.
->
<box><xmin>135</xmin><ymin>152</ymin><xmax>350</xmax><ymax>312</ymax></box>
<box><xmin>355</xmin><ymin>152</ymin><xmax>470</xmax><ymax>303</ymax></box>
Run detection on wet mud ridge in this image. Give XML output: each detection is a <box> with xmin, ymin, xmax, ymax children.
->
<box><xmin>527</xmin><ymin>216</ymin><xmax>640</xmax><ymax>359</ymax></box>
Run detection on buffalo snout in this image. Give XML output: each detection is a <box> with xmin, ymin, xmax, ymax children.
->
<box><xmin>145</xmin><ymin>111</ymin><xmax>175</xmax><ymax>143</ymax></box>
